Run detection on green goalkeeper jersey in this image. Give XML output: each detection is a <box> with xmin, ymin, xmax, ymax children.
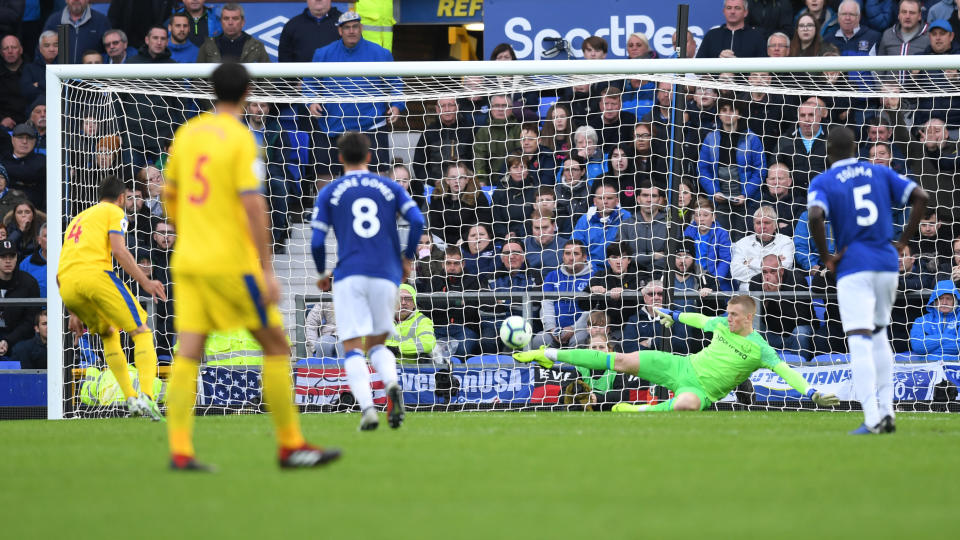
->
<box><xmin>685</xmin><ymin>315</ymin><xmax>783</xmax><ymax>402</ymax></box>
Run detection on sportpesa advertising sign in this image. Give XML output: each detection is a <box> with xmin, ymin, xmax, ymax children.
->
<box><xmin>484</xmin><ymin>0</ymin><xmax>718</xmax><ymax>60</ymax></box>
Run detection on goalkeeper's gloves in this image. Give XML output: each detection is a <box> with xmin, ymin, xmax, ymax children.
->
<box><xmin>805</xmin><ymin>388</ymin><xmax>840</xmax><ymax>407</ymax></box>
<box><xmin>656</xmin><ymin>308</ymin><xmax>681</xmax><ymax>328</ymax></box>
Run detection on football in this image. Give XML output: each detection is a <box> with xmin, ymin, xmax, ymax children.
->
<box><xmin>499</xmin><ymin>316</ymin><xmax>532</xmax><ymax>350</ymax></box>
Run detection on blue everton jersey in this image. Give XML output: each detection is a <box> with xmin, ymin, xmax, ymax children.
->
<box><xmin>312</xmin><ymin>170</ymin><xmax>423</xmax><ymax>283</ymax></box>
<box><xmin>807</xmin><ymin>158</ymin><xmax>916</xmax><ymax>278</ymax></box>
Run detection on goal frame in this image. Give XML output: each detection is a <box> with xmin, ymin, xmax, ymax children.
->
<box><xmin>44</xmin><ymin>54</ymin><xmax>960</xmax><ymax>418</ymax></box>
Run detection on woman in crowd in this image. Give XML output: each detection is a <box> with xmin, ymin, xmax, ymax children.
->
<box><xmin>540</xmin><ymin>102</ymin><xmax>573</xmax><ymax>163</ymax></box>
<box><xmin>428</xmin><ymin>161</ymin><xmax>493</xmax><ymax>246</ymax></box>
<box><xmin>461</xmin><ymin>224</ymin><xmax>497</xmax><ymax>278</ymax></box>
<box><xmin>492</xmin><ymin>154</ymin><xmax>539</xmax><ymax>240</ymax></box>
<box><xmin>3</xmin><ymin>200</ymin><xmax>45</xmax><ymax>260</ymax></box>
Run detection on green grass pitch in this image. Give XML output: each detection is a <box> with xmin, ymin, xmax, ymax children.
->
<box><xmin>2</xmin><ymin>411</ymin><xmax>958</xmax><ymax>540</ymax></box>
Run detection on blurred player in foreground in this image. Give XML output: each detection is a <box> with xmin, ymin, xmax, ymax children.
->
<box><xmin>515</xmin><ymin>295</ymin><xmax>840</xmax><ymax>412</ymax></box>
<box><xmin>311</xmin><ymin>132</ymin><xmax>425</xmax><ymax>430</ymax></box>
<box><xmin>164</xmin><ymin>62</ymin><xmax>340</xmax><ymax>471</ymax></box>
<box><xmin>808</xmin><ymin>127</ymin><xmax>927</xmax><ymax>434</ymax></box>
<box><xmin>58</xmin><ymin>175</ymin><xmax>167</xmax><ymax>421</ymax></box>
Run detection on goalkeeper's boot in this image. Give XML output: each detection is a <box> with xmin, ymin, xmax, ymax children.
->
<box><xmin>880</xmin><ymin>415</ymin><xmax>896</xmax><ymax>434</ymax></box>
<box><xmin>849</xmin><ymin>422</ymin><xmax>882</xmax><ymax>435</ymax></box>
<box><xmin>512</xmin><ymin>346</ymin><xmax>553</xmax><ymax>369</ymax></box>
<box><xmin>138</xmin><ymin>393</ymin><xmax>165</xmax><ymax>422</ymax></box>
<box><xmin>170</xmin><ymin>454</ymin><xmax>216</xmax><ymax>473</ymax></box>
<box><xmin>359</xmin><ymin>406</ymin><xmax>379</xmax><ymax>431</ymax></box>
<box><xmin>611</xmin><ymin>402</ymin><xmax>648</xmax><ymax>413</ymax></box>
<box><xmin>385</xmin><ymin>382</ymin><xmax>405</xmax><ymax>429</ymax></box>
<box><xmin>279</xmin><ymin>444</ymin><xmax>342</xmax><ymax>469</ymax></box>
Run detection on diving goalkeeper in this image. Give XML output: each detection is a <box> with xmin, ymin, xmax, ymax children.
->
<box><xmin>514</xmin><ymin>295</ymin><xmax>839</xmax><ymax>411</ymax></box>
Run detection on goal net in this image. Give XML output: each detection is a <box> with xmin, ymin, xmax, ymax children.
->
<box><xmin>46</xmin><ymin>57</ymin><xmax>960</xmax><ymax>418</ymax></box>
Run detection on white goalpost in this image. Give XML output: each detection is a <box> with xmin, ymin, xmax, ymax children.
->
<box><xmin>45</xmin><ymin>55</ymin><xmax>960</xmax><ymax>418</ymax></box>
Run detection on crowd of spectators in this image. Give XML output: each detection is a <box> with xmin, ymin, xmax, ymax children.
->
<box><xmin>2</xmin><ymin>0</ymin><xmax>960</xmax><ymax>369</ymax></box>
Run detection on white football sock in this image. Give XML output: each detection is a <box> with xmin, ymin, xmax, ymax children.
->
<box><xmin>872</xmin><ymin>330</ymin><xmax>896</xmax><ymax>419</ymax></box>
<box><xmin>848</xmin><ymin>334</ymin><xmax>880</xmax><ymax>427</ymax></box>
<box><xmin>368</xmin><ymin>344</ymin><xmax>398</xmax><ymax>388</ymax></box>
<box><xmin>344</xmin><ymin>349</ymin><xmax>374</xmax><ymax>411</ymax></box>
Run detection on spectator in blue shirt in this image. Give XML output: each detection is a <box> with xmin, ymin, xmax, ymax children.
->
<box><xmin>167</xmin><ymin>13</ymin><xmax>200</xmax><ymax>63</ymax></box>
<box><xmin>305</xmin><ymin>11</ymin><xmax>403</xmax><ymax>178</ymax></box>
<box><xmin>910</xmin><ymin>280</ymin><xmax>960</xmax><ymax>356</ymax></box>
<box><xmin>572</xmin><ymin>181</ymin><xmax>631</xmax><ymax>273</ymax></box>
<box><xmin>531</xmin><ymin>239</ymin><xmax>593</xmax><ymax>350</ymax></box>
<box><xmin>684</xmin><ymin>197</ymin><xmax>733</xmax><ymax>291</ymax></box>
<box><xmin>18</xmin><ymin>221</ymin><xmax>45</xmax><ymax>296</ymax></box>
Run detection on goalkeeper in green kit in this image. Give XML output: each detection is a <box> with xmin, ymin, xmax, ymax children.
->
<box><xmin>514</xmin><ymin>295</ymin><xmax>840</xmax><ymax>411</ymax></box>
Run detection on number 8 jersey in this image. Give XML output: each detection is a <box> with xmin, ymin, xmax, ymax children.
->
<box><xmin>312</xmin><ymin>170</ymin><xmax>423</xmax><ymax>284</ymax></box>
<box><xmin>807</xmin><ymin>157</ymin><xmax>917</xmax><ymax>279</ymax></box>
<box><xmin>164</xmin><ymin>112</ymin><xmax>264</xmax><ymax>275</ymax></box>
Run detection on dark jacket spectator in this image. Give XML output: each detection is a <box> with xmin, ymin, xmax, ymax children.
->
<box><xmin>1</xmin><ymin>124</ymin><xmax>44</xmax><ymax>207</ymax></box>
<box><xmin>423</xmin><ymin>264</ymin><xmax>482</xmax><ymax>328</ymax></box>
<box><xmin>18</xmin><ymin>47</ymin><xmax>52</xmax><ymax>104</ymax></box>
<box><xmin>126</xmin><ymin>42</ymin><xmax>176</xmax><ymax>64</ymax></box>
<box><xmin>0</xmin><ymin>240</ymin><xmax>40</xmax><ymax>354</ymax></box>
<box><xmin>696</xmin><ymin>24</ymin><xmax>766</xmax><ymax>59</ymax></box>
<box><xmin>412</xmin><ymin>105</ymin><xmax>475</xmax><ymax>189</ymax></box>
<box><xmin>0</xmin><ymin>34</ymin><xmax>27</xmax><ymax>128</ymax></box>
<box><xmin>43</xmin><ymin>1</ymin><xmax>112</xmax><ymax>64</ymax></box>
<box><xmin>776</xmin><ymin>120</ymin><xmax>828</xmax><ymax>191</ymax></box>
<box><xmin>746</xmin><ymin>0</ymin><xmax>794</xmax><ymax>39</ymax></box>
<box><xmin>578</xmin><ymin>253</ymin><xmax>644</xmax><ymax>327</ymax></box>
<box><xmin>0</xmin><ymin>0</ymin><xmax>24</xmax><ymax>38</ymax></box>
<box><xmin>748</xmin><ymin>265</ymin><xmax>815</xmax><ymax>335</ymax></box>
<box><xmin>196</xmin><ymin>34</ymin><xmax>269</xmax><ymax>63</ymax></box>
<box><xmin>107</xmin><ymin>0</ymin><xmax>177</xmax><ymax>49</ymax></box>
<box><xmin>427</xmin><ymin>169</ymin><xmax>493</xmax><ymax>246</ymax></box>
<box><xmin>277</xmin><ymin>3</ymin><xmax>343</xmax><ymax>62</ymax></box>
<box><xmin>12</xmin><ymin>326</ymin><xmax>45</xmax><ymax>369</ymax></box>
<box><xmin>864</xmin><ymin>0</ymin><xmax>898</xmax><ymax>33</ymax></box>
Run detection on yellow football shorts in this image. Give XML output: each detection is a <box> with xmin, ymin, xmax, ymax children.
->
<box><xmin>60</xmin><ymin>270</ymin><xmax>149</xmax><ymax>335</ymax></box>
<box><xmin>172</xmin><ymin>272</ymin><xmax>283</xmax><ymax>334</ymax></box>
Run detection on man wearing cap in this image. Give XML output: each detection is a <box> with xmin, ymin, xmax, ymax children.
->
<box><xmin>384</xmin><ymin>284</ymin><xmax>436</xmax><ymax>363</ymax></box>
<box><xmin>278</xmin><ymin>0</ymin><xmax>344</xmax><ymax>63</ymax></box>
<box><xmin>24</xmin><ymin>97</ymin><xmax>44</xmax><ymax>155</ymax></box>
<box><xmin>0</xmin><ymin>124</ymin><xmax>45</xmax><ymax>208</ymax></box>
<box><xmin>305</xmin><ymin>10</ymin><xmax>404</xmax><ymax>180</ymax></box>
<box><xmin>0</xmin><ymin>163</ymin><xmax>28</xmax><ymax>220</ymax></box>
<box><xmin>0</xmin><ymin>239</ymin><xmax>41</xmax><ymax>359</ymax></box>
<box><xmin>923</xmin><ymin>19</ymin><xmax>959</xmax><ymax>54</ymax></box>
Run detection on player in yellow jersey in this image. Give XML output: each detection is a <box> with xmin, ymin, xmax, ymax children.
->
<box><xmin>58</xmin><ymin>175</ymin><xmax>168</xmax><ymax>421</ymax></box>
<box><xmin>163</xmin><ymin>61</ymin><xmax>340</xmax><ymax>471</ymax></box>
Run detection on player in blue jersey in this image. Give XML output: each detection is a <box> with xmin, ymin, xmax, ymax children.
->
<box><xmin>808</xmin><ymin>127</ymin><xmax>928</xmax><ymax>435</ymax></box>
<box><xmin>311</xmin><ymin>132</ymin><xmax>425</xmax><ymax>430</ymax></box>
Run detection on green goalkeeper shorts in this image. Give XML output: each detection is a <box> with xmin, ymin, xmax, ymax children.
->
<box><xmin>634</xmin><ymin>350</ymin><xmax>712</xmax><ymax>410</ymax></box>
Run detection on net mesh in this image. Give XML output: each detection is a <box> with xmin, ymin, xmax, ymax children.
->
<box><xmin>54</xmin><ymin>63</ymin><xmax>960</xmax><ymax>416</ymax></box>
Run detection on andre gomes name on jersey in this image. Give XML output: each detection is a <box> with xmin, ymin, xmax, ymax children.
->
<box><xmin>329</xmin><ymin>175</ymin><xmax>396</xmax><ymax>207</ymax></box>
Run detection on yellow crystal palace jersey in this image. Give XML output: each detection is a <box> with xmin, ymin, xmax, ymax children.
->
<box><xmin>164</xmin><ymin>111</ymin><xmax>263</xmax><ymax>275</ymax></box>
